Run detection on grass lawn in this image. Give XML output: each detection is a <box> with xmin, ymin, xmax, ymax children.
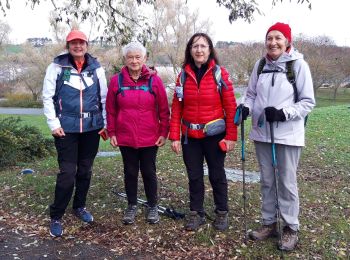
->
<box><xmin>0</xmin><ymin>105</ymin><xmax>349</xmax><ymax>259</ymax></box>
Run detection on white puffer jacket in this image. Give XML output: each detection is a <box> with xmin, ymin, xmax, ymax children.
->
<box><xmin>244</xmin><ymin>47</ymin><xmax>315</xmax><ymax>146</ymax></box>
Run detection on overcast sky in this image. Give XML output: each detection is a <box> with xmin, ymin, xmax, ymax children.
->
<box><xmin>3</xmin><ymin>0</ymin><xmax>350</xmax><ymax>46</ymax></box>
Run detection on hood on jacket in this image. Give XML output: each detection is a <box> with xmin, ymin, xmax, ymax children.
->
<box><xmin>265</xmin><ymin>47</ymin><xmax>303</xmax><ymax>71</ymax></box>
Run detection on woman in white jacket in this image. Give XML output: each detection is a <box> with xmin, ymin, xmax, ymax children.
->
<box><xmin>239</xmin><ymin>22</ymin><xmax>315</xmax><ymax>251</ymax></box>
<box><xmin>42</xmin><ymin>30</ymin><xmax>107</xmax><ymax>238</ymax></box>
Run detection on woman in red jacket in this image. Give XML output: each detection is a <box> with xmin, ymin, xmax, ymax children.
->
<box><xmin>106</xmin><ymin>41</ymin><xmax>170</xmax><ymax>225</ymax></box>
<box><xmin>169</xmin><ymin>33</ymin><xmax>237</xmax><ymax>231</ymax></box>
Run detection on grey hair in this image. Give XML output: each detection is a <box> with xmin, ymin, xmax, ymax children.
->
<box><xmin>122</xmin><ymin>41</ymin><xmax>147</xmax><ymax>57</ymax></box>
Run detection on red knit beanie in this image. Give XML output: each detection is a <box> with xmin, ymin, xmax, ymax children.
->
<box><xmin>266</xmin><ymin>22</ymin><xmax>292</xmax><ymax>43</ymax></box>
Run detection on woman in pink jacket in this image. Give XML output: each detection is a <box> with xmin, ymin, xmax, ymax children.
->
<box><xmin>106</xmin><ymin>41</ymin><xmax>170</xmax><ymax>225</ymax></box>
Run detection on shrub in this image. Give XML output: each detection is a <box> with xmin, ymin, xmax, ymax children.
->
<box><xmin>0</xmin><ymin>117</ymin><xmax>54</xmax><ymax>169</ymax></box>
<box><xmin>0</xmin><ymin>93</ymin><xmax>43</xmax><ymax>108</ymax></box>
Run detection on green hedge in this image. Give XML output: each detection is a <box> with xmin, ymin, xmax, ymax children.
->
<box><xmin>0</xmin><ymin>117</ymin><xmax>54</xmax><ymax>169</ymax></box>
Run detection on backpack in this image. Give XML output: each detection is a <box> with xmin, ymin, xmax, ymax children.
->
<box><xmin>257</xmin><ymin>58</ymin><xmax>298</xmax><ymax>103</ymax></box>
<box><xmin>257</xmin><ymin>58</ymin><xmax>308</xmax><ymax>125</ymax></box>
<box><xmin>116</xmin><ymin>73</ymin><xmax>155</xmax><ymax>97</ymax></box>
<box><xmin>178</xmin><ymin>64</ymin><xmax>228</xmax><ymax>100</ymax></box>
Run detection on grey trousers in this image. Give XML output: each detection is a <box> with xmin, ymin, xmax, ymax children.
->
<box><xmin>255</xmin><ymin>141</ymin><xmax>302</xmax><ymax>231</ymax></box>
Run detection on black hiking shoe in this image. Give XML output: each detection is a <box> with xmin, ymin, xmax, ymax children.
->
<box><xmin>146</xmin><ymin>206</ymin><xmax>160</xmax><ymax>224</ymax></box>
<box><xmin>212</xmin><ymin>210</ymin><xmax>228</xmax><ymax>231</ymax></box>
<box><xmin>184</xmin><ymin>211</ymin><xmax>206</xmax><ymax>231</ymax></box>
<box><xmin>123</xmin><ymin>205</ymin><xmax>137</xmax><ymax>225</ymax></box>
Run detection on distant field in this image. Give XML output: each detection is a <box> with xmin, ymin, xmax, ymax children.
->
<box><xmin>316</xmin><ymin>87</ymin><xmax>350</xmax><ymax>107</ymax></box>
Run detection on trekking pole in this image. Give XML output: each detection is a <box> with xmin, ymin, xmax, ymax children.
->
<box><xmin>234</xmin><ymin>105</ymin><xmax>248</xmax><ymax>241</ymax></box>
<box><xmin>269</xmin><ymin>122</ymin><xmax>284</xmax><ymax>258</ymax></box>
<box><xmin>112</xmin><ymin>190</ymin><xmax>185</xmax><ymax>220</ymax></box>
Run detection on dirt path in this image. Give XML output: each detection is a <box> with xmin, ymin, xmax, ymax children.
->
<box><xmin>0</xmin><ymin>224</ymin><xmax>120</xmax><ymax>260</ymax></box>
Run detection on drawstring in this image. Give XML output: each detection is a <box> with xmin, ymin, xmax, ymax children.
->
<box><xmin>272</xmin><ymin>72</ymin><xmax>275</xmax><ymax>86</ymax></box>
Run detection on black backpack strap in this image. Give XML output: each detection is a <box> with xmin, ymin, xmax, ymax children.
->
<box><xmin>286</xmin><ymin>60</ymin><xmax>298</xmax><ymax>103</ymax></box>
<box><xmin>257</xmin><ymin>58</ymin><xmax>266</xmax><ymax>77</ymax></box>
<box><xmin>116</xmin><ymin>73</ymin><xmax>124</xmax><ymax>97</ymax></box>
<box><xmin>148</xmin><ymin>75</ymin><xmax>155</xmax><ymax>97</ymax></box>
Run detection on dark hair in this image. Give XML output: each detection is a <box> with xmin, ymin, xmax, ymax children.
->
<box><xmin>66</xmin><ymin>41</ymin><xmax>88</xmax><ymax>49</ymax></box>
<box><xmin>182</xmin><ymin>32</ymin><xmax>219</xmax><ymax>68</ymax></box>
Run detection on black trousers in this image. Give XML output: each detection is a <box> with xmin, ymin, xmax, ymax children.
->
<box><xmin>49</xmin><ymin>129</ymin><xmax>100</xmax><ymax>219</ymax></box>
<box><xmin>182</xmin><ymin>133</ymin><xmax>228</xmax><ymax>214</ymax></box>
<box><xmin>119</xmin><ymin>146</ymin><xmax>158</xmax><ymax>207</ymax></box>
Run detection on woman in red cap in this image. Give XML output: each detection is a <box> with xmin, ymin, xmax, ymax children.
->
<box><xmin>238</xmin><ymin>22</ymin><xmax>315</xmax><ymax>251</ymax></box>
<box><xmin>42</xmin><ymin>29</ymin><xmax>107</xmax><ymax>237</ymax></box>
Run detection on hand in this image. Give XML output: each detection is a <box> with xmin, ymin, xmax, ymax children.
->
<box><xmin>171</xmin><ymin>140</ymin><xmax>181</xmax><ymax>155</ymax></box>
<box><xmin>237</xmin><ymin>104</ymin><xmax>249</xmax><ymax>121</ymax></box>
<box><xmin>110</xmin><ymin>136</ymin><xmax>118</xmax><ymax>147</ymax></box>
<box><xmin>52</xmin><ymin>127</ymin><xmax>65</xmax><ymax>137</ymax></box>
<box><xmin>221</xmin><ymin>139</ymin><xmax>235</xmax><ymax>152</ymax></box>
<box><xmin>265</xmin><ymin>107</ymin><xmax>286</xmax><ymax>122</ymax></box>
<box><xmin>155</xmin><ymin>136</ymin><xmax>166</xmax><ymax>147</ymax></box>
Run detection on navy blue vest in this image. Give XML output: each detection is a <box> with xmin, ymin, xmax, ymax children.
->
<box><xmin>53</xmin><ymin>53</ymin><xmax>104</xmax><ymax>133</ymax></box>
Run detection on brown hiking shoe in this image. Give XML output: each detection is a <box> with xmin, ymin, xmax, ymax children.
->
<box><xmin>278</xmin><ymin>226</ymin><xmax>298</xmax><ymax>251</ymax></box>
<box><xmin>249</xmin><ymin>223</ymin><xmax>277</xmax><ymax>241</ymax></box>
<box><xmin>185</xmin><ymin>211</ymin><xmax>206</xmax><ymax>231</ymax></box>
<box><xmin>213</xmin><ymin>210</ymin><xmax>228</xmax><ymax>231</ymax></box>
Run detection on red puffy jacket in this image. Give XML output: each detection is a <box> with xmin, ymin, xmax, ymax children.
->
<box><xmin>169</xmin><ymin>59</ymin><xmax>237</xmax><ymax>141</ymax></box>
<box><xmin>106</xmin><ymin>65</ymin><xmax>170</xmax><ymax>148</ymax></box>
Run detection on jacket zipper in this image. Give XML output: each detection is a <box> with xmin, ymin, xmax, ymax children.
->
<box><xmin>80</xmin><ymin>76</ymin><xmax>83</xmax><ymax>133</ymax></box>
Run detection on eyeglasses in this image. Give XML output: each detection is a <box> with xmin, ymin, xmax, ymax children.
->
<box><xmin>191</xmin><ymin>44</ymin><xmax>209</xmax><ymax>50</ymax></box>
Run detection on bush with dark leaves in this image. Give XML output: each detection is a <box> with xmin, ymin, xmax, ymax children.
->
<box><xmin>0</xmin><ymin>117</ymin><xmax>54</xmax><ymax>169</ymax></box>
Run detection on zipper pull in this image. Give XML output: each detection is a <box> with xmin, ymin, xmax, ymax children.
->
<box><xmin>272</xmin><ymin>72</ymin><xmax>275</xmax><ymax>86</ymax></box>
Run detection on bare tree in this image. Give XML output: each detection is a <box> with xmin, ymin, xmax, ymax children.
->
<box><xmin>218</xmin><ymin>41</ymin><xmax>264</xmax><ymax>85</ymax></box>
<box><xmin>148</xmin><ymin>0</ymin><xmax>212</xmax><ymax>85</ymax></box>
<box><xmin>7</xmin><ymin>44</ymin><xmax>63</xmax><ymax>100</ymax></box>
<box><xmin>0</xmin><ymin>0</ymin><xmax>312</xmax><ymax>40</ymax></box>
<box><xmin>0</xmin><ymin>19</ymin><xmax>11</xmax><ymax>47</ymax></box>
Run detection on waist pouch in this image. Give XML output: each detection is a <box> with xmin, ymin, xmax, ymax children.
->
<box><xmin>203</xmin><ymin>118</ymin><xmax>226</xmax><ymax>136</ymax></box>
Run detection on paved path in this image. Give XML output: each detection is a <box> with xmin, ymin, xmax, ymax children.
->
<box><xmin>0</xmin><ymin>107</ymin><xmax>43</xmax><ymax>115</ymax></box>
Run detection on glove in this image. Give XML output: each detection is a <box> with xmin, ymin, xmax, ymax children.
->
<box><xmin>265</xmin><ymin>107</ymin><xmax>286</xmax><ymax>122</ymax></box>
<box><xmin>236</xmin><ymin>104</ymin><xmax>249</xmax><ymax>121</ymax></box>
<box><xmin>241</xmin><ymin>106</ymin><xmax>249</xmax><ymax>121</ymax></box>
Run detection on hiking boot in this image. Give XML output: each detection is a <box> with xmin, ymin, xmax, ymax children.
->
<box><xmin>184</xmin><ymin>211</ymin><xmax>206</xmax><ymax>231</ymax></box>
<box><xmin>278</xmin><ymin>226</ymin><xmax>298</xmax><ymax>251</ymax></box>
<box><xmin>123</xmin><ymin>205</ymin><xmax>137</xmax><ymax>225</ymax></box>
<box><xmin>146</xmin><ymin>206</ymin><xmax>160</xmax><ymax>224</ymax></box>
<box><xmin>213</xmin><ymin>210</ymin><xmax>229</xmax><ymax>231</ymax></box>
<box><xmin>74</xmin><ymin>207</ymin><xmax>94</xmax><ymax>223</ymax></box>
<box><xmin>249</xmin><ymin>223</ymin><xmax>277</xmax><ymax>241</ymax></box>
<box><xmin>49</xmin><ymin>219</ymin><xmax>63</xmax><ymax>237</ymax></box>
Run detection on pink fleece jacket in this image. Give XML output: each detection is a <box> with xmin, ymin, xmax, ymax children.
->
<box><xmin>106</xmin><ymin>65</ymin><xmax>170</xmax><ymax>148</ymax></box>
